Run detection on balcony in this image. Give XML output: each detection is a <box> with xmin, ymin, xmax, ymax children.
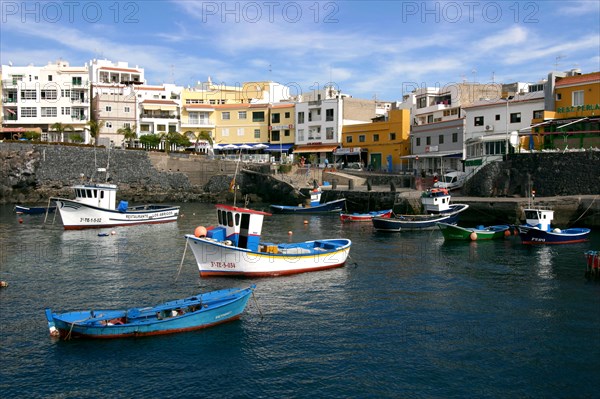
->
<box><xmin>71</xmin><ymin>114</ymin><xmax>88</xmax><ymax>121</ymax></box>
<box><xmin>3</xmin><ymin>115</ymin><xmax>18</xmax><ymax>121</ymax></box>
<box><xmin>2</xmin><ymin>97</ymin><xmax>18</xmax><ymax>103</ymax></box>
<box><xmin>308</xmin><ymin>100</ymin><xmax>322</xmax><ymax>107</ymax></box>
<box><xmin>140</xmin><ymin>112</ymin><xmax>179</xmax><ymax>120</ymax></box>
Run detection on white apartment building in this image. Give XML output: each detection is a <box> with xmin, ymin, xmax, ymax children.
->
<box><xmin>89</xmin><ymin>59</ymin><xmax>145</xmax><ymax>147</ymax></box>
<box><xmin>1</xmin><ymin>60</ymin><xmax>90</xmax><ymax>142</ymax></box>
<box><xmin>405</xmin><ymin>83</ymin><xmax>502</xmax><ymax>175</ymax></box>
<box><xmin>294</xmin><ymin>86</ymin><xmax>378</xmax><ymax>163</ymax></box>
<box><xmin>136</xmin><ymin>84</ymin><xmax>183</xmax><ymax>137</ymax></box>
<box><xmin>463</xmin><ymin>86</ymin><xmax>545</xmax><ymax>173</ymax></box>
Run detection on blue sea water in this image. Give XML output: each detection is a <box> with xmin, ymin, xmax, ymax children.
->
<box><xmin>1</xmin><ymin>203</ymin><xmax>599</xmax><ymax>398</ymax></box>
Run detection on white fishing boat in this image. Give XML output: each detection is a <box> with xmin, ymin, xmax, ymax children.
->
<box><xmin>184</xmin><ymin>204</ymin><xmax>352</xmax><ymax>277</ymax></box>
<box><xmin>50</xmin><ymin>183</ymin><xmax>179</xmax><ymax>230</ymax></box>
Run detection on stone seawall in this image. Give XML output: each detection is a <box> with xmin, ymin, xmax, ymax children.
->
<box><xmin>0</xmin><ymin>143</ymin><xmax>200</xmax><ymax>204</ymax></box>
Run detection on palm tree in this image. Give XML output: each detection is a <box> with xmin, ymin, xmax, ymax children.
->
<box><xmin>86</xmin><ymin>119</ymin><xmax>105</xmax><ymax>146</ymax></box>
<box><xmin>51</xmin><ymin>122</ymin><xmax>74</xmax><ymax>143</ymax></box>
<box><xmin>117</xmin><ymin>124</ymin><xmax>137</xmax><ymax>148</ymax></box>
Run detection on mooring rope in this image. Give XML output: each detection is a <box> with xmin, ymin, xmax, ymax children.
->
<box><xmin>251</xmin><ymin>291</ymin><xmax>264</xmax><ymax>320</ymax></box>
<box><xmin>568</xmin><ymin>195</ymin><xmax>599</xmax><ymax>227</ymax></box>
<box><xmin>175</xmin><ymin>237</ymin><xmax>189</xmax><ymax>282</ymax></box>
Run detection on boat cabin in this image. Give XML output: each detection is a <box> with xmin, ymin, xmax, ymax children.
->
<box><xmin>309</xmin><ymin>189</ymin><xmax>322</xmax><ymax>206</ymax></box>
<box><xmin>205</xmin><ymin>205</ymin><xmax>271</xmax><ymax>251</ymax></box>
<box><xmin>72</xmin><ymin>184</ymin><xmax>118</xmax><ymax>210</ymax></box>
<box><xmin>421</xmin><ymin>188</ymin><xmax>451</xmax><ymax>213</ymax></box>
<box><xmin>524</xmin><ymin>208</ymin><xmax>554</xmax><ymax>231</ymax></box>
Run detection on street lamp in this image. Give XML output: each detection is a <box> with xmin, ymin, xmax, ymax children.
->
<box><xmin>502</xmin><ymin>96</ymin><xmax>513</xmax><ymax>155</ymax></box>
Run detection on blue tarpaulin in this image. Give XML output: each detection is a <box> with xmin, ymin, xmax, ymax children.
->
<box><xmin>117</xmin><ymin>201</ymin><xmax>128</xmax><ymax>213</ymax></box>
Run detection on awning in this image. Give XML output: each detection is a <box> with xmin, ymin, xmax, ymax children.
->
<box><xmin>293</xmin><ymin>144</ymin><xmax>339</xmax><ymax>154</ymax></box>
<box><xmin>519</xmin><ymin>120</ymin><xmax>553</xmax><ymax>132</ymax></box>
<box><xmin>334</xmin><ymin>147</ymin><xmax>364</xmax><ymax>155</ymax></box>
<box><xmin>556</xmin><ymin>117</ymin><xmax>589</xmax><ymax>130</ymax></box>
<box><xmin>401</xmin><ymin>150</ymin><xmax>463</xmax><ymax>159</ymax></box>
<box><xmin>264</xmin><ymin>143</ymin><xmax>293</xmax><ymax>152</ymax></box>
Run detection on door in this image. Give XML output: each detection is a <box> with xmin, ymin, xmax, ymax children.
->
<box><xmin>370</xmin><ymin>153</ymin><xmax>382</xmax><ymax>171</ymax></box>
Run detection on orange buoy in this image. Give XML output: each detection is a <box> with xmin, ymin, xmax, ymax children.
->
<box><xmin>194</xmin><ymin>226</ymin><xmax>207</xmax><ymax>238</ymax></box>
<box><xmin>288</xmin><ymin>231</ymin><xmax>293</xmax><ymax>235</ymax></box>
<box><xmin>111</xmin><ymin>230</ymin><xmax>116</xmax><ymax>235</ymax></box>
<box><xmin>303</xmin><ymin>220</ymin><xmax>308</xmax><ymax>225</ymax></box>
<box><xmin>469</xmin><ymin>232</ymin><xmax>478</xmax><ymax>241</ymax></box>
<box><xmin>504</xmin><ymin>230</ymin><xmax>511</xmax><ymax>237</ymax></box>
<box><xmin>18</xmin><ymin>218</ymin><xmax>23</xmax><ymax>224</ymax></box>
<box><xmin>0</xmin><ymin>281</ymin><xmax>8</xmax><ymax>288</ymax></box>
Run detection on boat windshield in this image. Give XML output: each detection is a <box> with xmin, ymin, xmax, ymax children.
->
<box><xmin>524</xmin><ymin>210</ymin><xmax>539</xmax><ymax>219</ymax></box>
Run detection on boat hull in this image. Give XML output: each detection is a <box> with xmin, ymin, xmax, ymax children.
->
<box><xmin>54</xmin><ymin>198</ymin><xmax>179</xmax><ymax>230</ymax></box>
<box><xmin>518</xmin><ymin>225</ymin><xmax>591</xmax><ymax>244</ymax></box>
<box><xmin>340</xmin><ymin>209</ymin><xmax>393</xmax><ymax>222</ymax></box>
<box><xmin>185</xmin><ymin>236</ymin><xmax>352</xmax><ymax>277</ymax></box>
<box><xmin>372</xmin><ymin>204</ymin><xmax>469</xmax><ymax>232</ymax></box>
<box><xmin>270</xmin><ymin>198</ymin><xmax>346</xmax><ymax>214</ymax></box>
<box><xmin>438</xmin><ymin>223</ymin><xmax>511</xmax><ymax>240</ymax></box>
<box><xmin>46</xmin><ymin>287</ymin><xmax>253</xmax><ymax>339</ymax></box>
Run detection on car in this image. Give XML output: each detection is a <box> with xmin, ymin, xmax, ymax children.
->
<box><xmin>433</xmin><ymin>171</ymin><xmax>466</xmax><ymax>190</ymax></box>
<box><xmin>344</xmin><ymin>162</ymin><xmax>363</xmax><ymax>171</ymax></box>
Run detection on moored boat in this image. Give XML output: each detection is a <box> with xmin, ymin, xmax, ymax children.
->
<box><xmin>45</xmin><ymin>285</ymin><xmax>254</xmax><ymax>339</ymax></box>
<box><xmin>270</xmin><ymin>188</ymin><xmax>346</xmax><ymax>214</ymax></box>
<box><xmin>340</xmin><ymin>209</ymin><xmax>393</xmax><ymax>222</ymax></box>
<box><xmin>518</xmin><ymin>208</ymin><xmax>591</xmax><ymax>244</ymax></box>
<box><xmin>585</xmin><ymin>250</ymin><xmax>600</xmax><ymax>280</ymax></box>
<box><xmin>50</xmin><ymin>183</ymin><xmax>179</xmax><ymax>230</ymax></box>
<box><xmin>185</xmin><ymin>204</ymin><xmax>352</xmax><ymax>277</ymax></box>
<box><xmin>372</xmin><ymin>188</ymin><xmax>469</xmax><ymax>232</ymax></box>
<box><xmin>437</xmin><ymin>222</ymin><xmax>511</xmax><ymax>241</ymax></box>
<box><xmin>15</xmin><ymin>205</ymin><xmax>56</xmax><ymax>215</ymax></box>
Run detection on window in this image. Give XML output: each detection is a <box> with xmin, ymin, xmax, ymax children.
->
<box><xmin>272</xmin><ymin>113</ymin><xmax>280</xmax><ymax>123</ymax></box>
<box><xmin>572</xmin><ymin>90</ymin><xmax>584</xmax><ymax>107</ymax></box>
<box><xmin>254</xmin><ymin>129</ymin><xmax>261</xmax><ymax>139</ymax></box>
<box><xmin>510</xmin><ymin>112</ymin><xmax>521</xmax><ymax>123</ymax></box>
<box><xmin>238</xmin><ymin>111</ymin><xmax>246</xmax><ymax>119</ymax></box>
<box><xmin>326</xmin><ymin>109</ymin><xmax>334</xmax><ymax>121</ymax></box>
<box><xmin>297</xmin><ymin>112</ymin><xmax>305</xmax><ymax>124</ymax></box>
<box><xmin>124</xmin><ymin>123</ymin><xmax>131</xmax><ymax>128</ymax></box>
<box><xmin>252</xmin><ymin>111</ymin><xmax>265</xmax><ymax>122</ymax></box>
<box><xmin>157</xmin><ymin>124</ymin><xmax>166</xmax><ymax>132</ymax></box>
<box><xmin>48</xmin><ymin>75</ymin><xmax>53</xmax><ymax>81</ymax></box>
<box><xmin>169</xmin><ymin>125</ymin><xmax>176</xmax><ymax>133</ymax></box>
<box><xmin>222</xmin><ymin>112</ymin><xmax>230</xmax><ymax>120</ymax></box>
<box><xmin>426</xmin><ymin>136</ymin><xmax>431</xmax><ymax>145</ymax></box>
<box><xmin>359</xmin><ymin>135</ymin><xmax>366</xmax><ymax>143</ymax></box>
<box><xmin>41</xmin><ymin>90</ymin><xmax>57</xmax><ymax>100</ymax></box>
<box><xmin>284</xmin><ymin>112</ymin><xmax>290</xmax><ymax>118</ymax></box>
<box><xmin>417</xmin><ymin>97</ymin><xmax>427</xmax><ymax>108</ymax></box>
<box><xmin>21</xmin><ymin>107</ymin><xmax>37</xmax><ymax>117</ymax></box>
<box><xmin>439</xmin><ymin>134</ymin><xmax>444</xmax><ymax>144</ymax></box>
<box><xmin>373</xmin><ymin>134</ymin><xmax>379</xmax><ymax>142</ymax></box>
<box><xmin>427</xmin><ymin>115</ymin><xmax>433</xmax><ymax>123</ymax></box>
<box><xmin>556</xmin><ymin>93</ymin><xmax>562</xmax><ymax>101</ymax></box>
<box><xmin>105</xmin><ymin>106</ymin><xmax>112</xmax><ymax>112</ymax></box>
<box><xmin>452</xmin><ymin>133</ymin><xmax>458</xmax><ymax>143</ymax></box>
<box><xmin>140</xmin><ymin>124</ymin><xmax>150</xmax><ymax>132</ymax></box>
<box><xmin>297</xmin><ymin>129</ymin><xmax>304</xmax><ymax>141</ymax></box>
<box><xmin>495</xmin><ymin>114</ymin><xmax>500</xmax><ymax>121</ymax></box>
<box><xmin>72</xmin><ymin>77</ymin><xmax>82</xmax><ymax>86</ymax></box>
<box><xmin>41</xmin><ymin>107</ymin><xmax>57</xmax><ymax>117</ymax></box>
<box><xmin>389</xmin><ymin>132</ymin><xmax>396</xmax><ymax>141</ymax></box>
<box><xmin>474</xmin><ymin>116</ymin><xmax>484</xmax><ymax>126</ymax></box>
<box><xmin>326</xmin><ymin>127</ymin><xmax>334</xmax><ymax>140</ymax></box>
<box><xmin>61</xmin><ymin>107</ymin><xmax>71</xmax><ymax>115</ymax></box>
<box><xmin>284</xmin><ymin>129</ymin><xmax>290</xmax><ymax>137</ymax></box>
<box><xmin>416</xmin><ymin>137</ymin><xmax>421</xmax><ymax>146</ymax></box>
<box><xmin>20</xmin><ymin>90</ymin><xmax>36</xmax><ymax>100</ymax></box>
<box><xmin>106</xmin><ymin>122</ymin><xmax>113</xmax><ymax>128</ymax></box>
<box><xmin>533</xmin><ymin>110</ymin><xmax>544</xmax><ymax>119</ymax></box>
<box><xmin>188</xmin><ymin>112</ymin><xmax>199</xmax><ymax>124</ymax></box>
<box><xmin>222</xmin><ymin>128</ymin><xmax>230</xmax><ymax>137</ymax></box>
<box><xmin>271</xmin><ymin>131</ymin><xmax>280</xmax><ymax>141</ymax></box>
<box><xmin>237</xmin><ymin>128</ymin><xmax>244</xmax><ymax>136</ymax></box>
<box><xmin>61</xmin><ymin>89</ymin><xmax>71</xmax><ymax>98</ymax></box>
<box><xmin>124</xmin><ymin>106</ymin><xmax>130</xmax><ymax>113</ymax></box>
<box><xmin>346</xmin><ymin>136</ymin><xmax>353</xmax><ymax>143</ymax></box>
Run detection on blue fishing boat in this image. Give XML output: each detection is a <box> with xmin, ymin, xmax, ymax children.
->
<box><xmin>15</xmin><ymin>205</ymin><xmax>56</xmax><ymax>215</ymax></box>
<box><xmin>372</xmin><ymin>188</ymin><xmax>469</xmax><ymax>232</ymax></box>
<box><xmin>518</xmin><ymin>208</ymin><xmax>590</xmax><ymax>245</ymax></box>
<box><xmin>270</xmin><ymin>188</ymin><xmax>346</xmax><ymax>214</ymax></box>
<box><xmin>45</xmin><ymin>286</ymin><xmax>254</xmax><ymax>340</ymax></box>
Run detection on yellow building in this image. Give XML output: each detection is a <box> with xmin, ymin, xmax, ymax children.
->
<box><xmin>340</xmin><ymin>109</ymin><xmax>411</xmax><ymax>171</ymax></box>
<box><xmin>532</xmin><ymin>72</ymin><xmax>600</xmax><ymax>150</ymax></box>
<box><xmin>212</xmin><ymin>103</ymin><xmax>270</xmax><ymax>146</ymax></box>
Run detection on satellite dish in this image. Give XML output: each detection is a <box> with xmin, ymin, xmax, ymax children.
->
<box><xmin>509</xmin><ymin>131</ymin><xmax>519</xmax><ymax>148</ymax></box>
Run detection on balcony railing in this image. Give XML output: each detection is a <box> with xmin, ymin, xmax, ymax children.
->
<box><xmin>140</xmin><ymin>113</ymin><xmax>178</xmax><ymax>119</ymax></box>
<box><xmin>71</xmin><ymin>114</ymin><xmax>87</xmax><ymax>121</ymax></box>
<box><xmin>3</xmin><ymin>115</ymin><xmax>18</xmax><ymax>121</ymax></box>
<box><xmin>2</xmin><ymin>97</ymin><xmax>17</xmax><ymax>103</ymax></box>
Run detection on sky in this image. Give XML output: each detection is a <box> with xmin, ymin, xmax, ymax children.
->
<box><xmin>1</xmin><ymin>0</ymin><xmax>599</xmax><ymax>101</ymax></box>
